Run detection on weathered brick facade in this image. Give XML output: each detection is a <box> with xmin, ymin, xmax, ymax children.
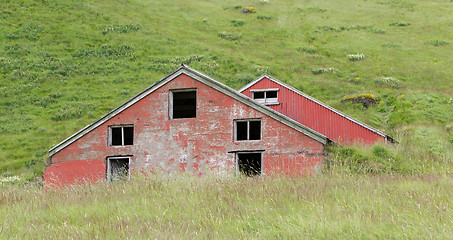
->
<box><xmin>44</xmin><ymin>66</ymin><xmax>327</xmax><ymax>187</ymax></box>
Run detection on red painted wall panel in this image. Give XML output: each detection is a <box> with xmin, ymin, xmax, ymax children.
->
<box><xmin>45</xmin><ymin>74</ymin><xmax>325</xmax><ymax>186</ymax></box>
<box><xmin>44</xmin><ymin>159</ymin><xmax>105</xmax><ymax>188</ymax></box>
<box><xmin>241</xmin><ymin>77</ymin><xmax>385</xmax><ymax>144</ymax></box>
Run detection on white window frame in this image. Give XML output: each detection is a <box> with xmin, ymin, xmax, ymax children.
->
<box><xmin>251</xmin><ymin>88</ymin><xmax>279</xmax><ymax>105</ymax></box>
<box><xmin>236</xmin><ymin>152</ymin><xmax>263</xmax><ymax>176</ymax></box>
<box><xmin>234</xmin><ymin>119</ymin><xmax>261</xmax><ymax>141</ymax></box>
<box><xmin>109</xmin><ymin>125</ymin><xmax>134</xmax><ymax>146</ymax></box>
<box><xmin>106</xmin><ymin>156</ymin><xmax>131</xmax><ymax>181</ymax></box>
<box><xmin>169</xmin><ymin>88</ymin><xmax>197</xmax><ymax>120</ymax></box>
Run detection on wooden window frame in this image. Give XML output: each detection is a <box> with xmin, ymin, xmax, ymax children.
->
<box><xmin>106</xmin><ymin>156</ymin><xmax>131</xmax><ymax>181</ymax></box>
<box><xmin>234</xmin><ymin>119</ymin><xmax>261</xmax><ymax>141</ymax></box>
<box><xmin>169</xmin><ymin>89</ymin><xmax>197</xmax><ymax>120</ymax></box>
<box><xmin>109</xmin><ymin>125</ymin><xmax>134</xmax><ymax>146</ymax></box>
<box><xmin>251</xmin><ymin>88</ymin><xmax>279</xmax><ymax>105</ymax></box>
<box><xmin>236</xmin><ymin>151</ymin><xmax>263</xmax><ymax>176</ymax></box>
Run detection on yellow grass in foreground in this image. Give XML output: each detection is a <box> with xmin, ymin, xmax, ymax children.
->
<box><xmin>1</xmin><ymin>173</ymin><xmax>452</xmax><ymax>239</ymax></box>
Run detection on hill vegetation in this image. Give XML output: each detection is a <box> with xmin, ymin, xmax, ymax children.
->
<box><xmin>0</xmin><ymin>0</ymin><xmax>452</xmax><ymax>179</ymax></box>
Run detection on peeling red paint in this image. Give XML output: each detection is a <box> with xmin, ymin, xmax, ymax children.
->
<box><xmin>44</xmin><ymin>73</ymin><xmax>325</xmax><ymax>187</ymax></box>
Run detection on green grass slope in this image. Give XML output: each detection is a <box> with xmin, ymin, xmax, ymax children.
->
<box><xmin>0</xmin><ymin>0</ymin><xmax>452</xmax><ymax>179</ymax></box>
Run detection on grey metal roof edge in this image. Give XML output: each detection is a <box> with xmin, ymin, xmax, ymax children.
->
<box><xmin>49</xmin><ymin>65</ymin><xmax>328</xmax><ymax>156</ymax></box>
<box><xmin>239</xmin><ymin>74</ymin><xmax>389</xmax><ymax>138</ymax></box>
<box><xmin>181</xmin><ymin>65</ymin><xmax>327</xmax><ymax>144</ymax></box>
<box><xmin>48</xmin><ymin>66</ymin><xmax>186</xmax><ymax>156</ymax></box>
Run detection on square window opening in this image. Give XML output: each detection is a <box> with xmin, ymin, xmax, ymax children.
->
<box><xmin>171</xmin><ymin>90</ymin><xmax>196</xmax><ymax>119</ymax></box>
<box><xmin>238</xmin><ymin>153</ymin><xmax>262</xmax><ymax>176</ymax></box>
<box><xmin>235</xmin><ymin>120</ymin><xmax>261</xmax><ymax>141</ymax></box>
<box><xmin>107</xmin><ymin>157</ymin><xmax>130</xmax><ymax>181</ymax></box>
<box><xmin>110</xmin><ymin>126</ymin><xmax>134</xmax><ymax>146</ymax></box>
<box><xmin>253</xmin><ymin>91</ymin><xmax>265</xmax><ymax>99</ymax></box>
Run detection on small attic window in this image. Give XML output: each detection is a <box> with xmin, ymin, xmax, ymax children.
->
<box><xmin>110</xmin><ymin>125</ymin><xmax>134</xmax><ymax>146</ymax></box>
<box><xmin>170</xmin><ymin>89</ymin><xmax>197</xmax><ymax>119</ymax></box>
<box><xmin>251</xmin><ymin>89</ymin><xmax>279</xmax><ymax>105</ymax></box>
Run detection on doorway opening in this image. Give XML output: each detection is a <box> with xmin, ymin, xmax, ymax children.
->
<box><xmin>107</xmin><ymin>157</ymin><xmax>130</xmax><ymax>181</ymax></box>
<box><xmin>237</xmin><ymin>152</ymin><xmax>262</xmax><ymax>176</ymax></box>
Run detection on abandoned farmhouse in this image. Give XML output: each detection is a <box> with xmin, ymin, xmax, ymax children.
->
<box><xmin>44</xmin><ymin>65</ymin><xmax>391</xmax><ymax>187</ymax></box>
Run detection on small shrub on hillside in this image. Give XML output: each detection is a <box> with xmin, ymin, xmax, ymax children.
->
<box><xmin>253</xmin><ymin>65</ymin><xmax>270</xmax><ymax>73</ymax></box>
<box><xmin>7</xmin><ymin>23</ymin><xmax>44</xmax><ymax>41</ymax></box>
<box><xmin>375</xmin><ymin>77</ymin><xmax>401</xmax><ymax>88</ymax></box>
<box><xmin>218</xmin><ymin>32</ymin><xmax>242</xmax><ymax>41</ymax></box>
<box><xmin>371</xmin><ymin>28</ymin><xmax>386</xmax><ymax>34</ymax></box>
<box><xmin>382</xmin><ymin>43</ymin><xmax>399</xmax><ymax>48</ymax></box>
<box><xmin>385</xmin><ymin>95</ymin><xmax>415</xmax><ymax>127</ymax></box>
<box><xmin>325</xmin><ymin>144</ymin><xmax>412</xmax><ymax>174</ymax></box>
<box><xmin>347</xmin><ymin>53</ymin><xmax>365</xmax><ymax>61</ymax></box>
<box><xmin>256</xmin><ymin>15</ymin><xmax>272</xmax><ymax>20</ymax></box>
<box><xmin>297</xmin><ymin>46</ymin><xmax>317</xmax><ymax>54</ymax></box>
<box><xmin>347</xmin><ymin>73</ymin><xmax>361</xmax><ymax>84</ymax></box>
<box><xmin>390</xmin><ymin>21</ymin><xmax>410</xmax><ymax>26</ymax></box>
<box><xmin>231</xmin><ymin>20</ymin><xmax>245</xmax><ymax>27</ymax></box>
<box><xmin>148</xmin><ymin>55</ymin><xmax>205</xmax><ymax>73</ymax></box>
<box><xmin>342</xmin><ymin>94</ymin><xmax>378</xmax><ymax>108</ymax></box>
<box><xmin>101</xmin><ymin>24</ymin><xmax>141</xmax><ymax>35</ymax></box>
<box><xmin>0</xmin><ymin>176</ymin><xmax>21</xmax><ymax>185</ymax></box>
<box><xmin>311</xmin><ymin>67</ymin><xmax>337</xmax><ymax>75</ymax></box>
<box><xmin>4</xmin><ymin>44</ymin><xmax>30</xmax><ymax>56</ymax></box>
<box><xmin>51</xmin><ymin>104</ymin><xmax>94</xmax><ymax>121</ymax></box>
<box><xmin>233</xmin><ymin>5</ymin><xmax>242</xmax><ymax>9</ymax></box>
<box><xmin>426</xmin><ymin>40</ymin><xmax>448</xmax><ymax>46</ymax></box>
<box><xmin>306</xmin><ymin>7</ymin><xmax>327</xmax><ymax>12</ymax></box>
<box><xmin>73</xmin><ymin>44</ymin><xmax>135</xmax><ymax>58</ymax></box>
<box><xmin>242</xmin><ymin>7</ymin><xmax>256</xmax><ymax>13</ymax></box>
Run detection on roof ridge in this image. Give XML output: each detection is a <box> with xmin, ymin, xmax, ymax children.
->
<box><xmin>48</xmin><ymin>66</ymin><xmax>328</xmax><ymax>156</ymax></box>
<box><xmin>239</xmin><ymin>74</ymin><xmax>390</xmax><ymax>139</ymax></box>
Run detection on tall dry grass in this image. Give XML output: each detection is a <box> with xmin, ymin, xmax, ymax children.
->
<box><xmin>1</xmin><ymin>173</ymin><xmax>452</xmax><ymax>239</ymax></box>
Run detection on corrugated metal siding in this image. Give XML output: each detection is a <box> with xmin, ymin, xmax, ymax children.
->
<box><xmin>242</xmin><ymin>77</ymin><xmax>385</xmax><ymax>144</ymax></box>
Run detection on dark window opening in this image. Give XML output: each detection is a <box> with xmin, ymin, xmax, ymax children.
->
<box><xmin>249</xmin><ymin>121</ymin><xmax>261</xmax><ymax>140</ymax></box>
<box><xmin>238</xmin><ymin>153</ymin><xmax>261</xmax><ymax>176</ymax></box>
<box><xmin>236</xmin><ymin>121</ymin><xmax>248</xmax><ymax>141</ymax></box>
<box><xmin>266</xmin><ymin>90</ymin><xmax>277</xmax><ymax>98</ymax></box>
<box><xmin>110</xmin><ymin>126</ymin><xmax>134</xmax><ymax>146</ymax></box>
<box><xmin>253</xmin><ymin>91</ymin><xmax>265</xmax><ymax>99</ymax></box>
<box><xmin>123</xmin><ymin>126</ymin><xmax>134</xmax><ymax>145</ymax></box>
<box><xmin>252</xmin><ymin>90</ymin><xmax>278</xmax><ymax>105</ymax></box>
<box><xmin>172</xmin><ymin>90</ymin><xmax>196</xmax><ymax>119</ymax></box>
<box><xmin>108</xmin><ymin>158</ymin><xmax>130</xmax><ymax>181</ymax></box>
<box><xmin>235</xmin><ymin>120</ymin><xmax>261</xmax><ymax>141</ymax></box>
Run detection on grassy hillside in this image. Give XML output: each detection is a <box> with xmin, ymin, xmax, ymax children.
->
<box><xmin>0</xmin><ymin>0</ymin><xmax>452</xmax><ymax>179</ymax></box>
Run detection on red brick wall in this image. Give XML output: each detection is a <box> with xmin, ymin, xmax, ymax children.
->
<box><xmin>44</xmin><ymin>74</ymin><xmax>325</xmax><ymax>187</ymax></box>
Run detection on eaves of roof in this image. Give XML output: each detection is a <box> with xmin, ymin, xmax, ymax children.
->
<box><xmin>48</xmin><ymin>65</ymin><xmax>329</xmax><ymax>157</ymax></box>
<box><xmin>239</xmin><ymin>74</ymin><xmax>394</xmax><ymax>143</ymax></box>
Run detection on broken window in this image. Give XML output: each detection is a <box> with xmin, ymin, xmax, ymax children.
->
<box><xmin>252</xmin><ymin>89</ymin><xmax>279</xmax><ymax>105</ymax></box>
<box><xmin>110</xmin><ymin>125</ymin><xmax>134</xmax><ymax>146</ymax></box>
<box><xmin>171</xmin><ymin>90</ymin><xmax>197</xmax><ymax>119</ymax></box>
<box><xmin>107</xmin><ymin>157</ymin><xmax>130</xmax><ymax>181</ymax></box>
<box><xmin>235</xmin><ymin>119</ymin><xmax>261</xmax><ymax>141</ymax></box>
<box><xmin>237</xmin><ymin>152</ymin><xmax>262</xmax><ymax>176</ymax></box>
